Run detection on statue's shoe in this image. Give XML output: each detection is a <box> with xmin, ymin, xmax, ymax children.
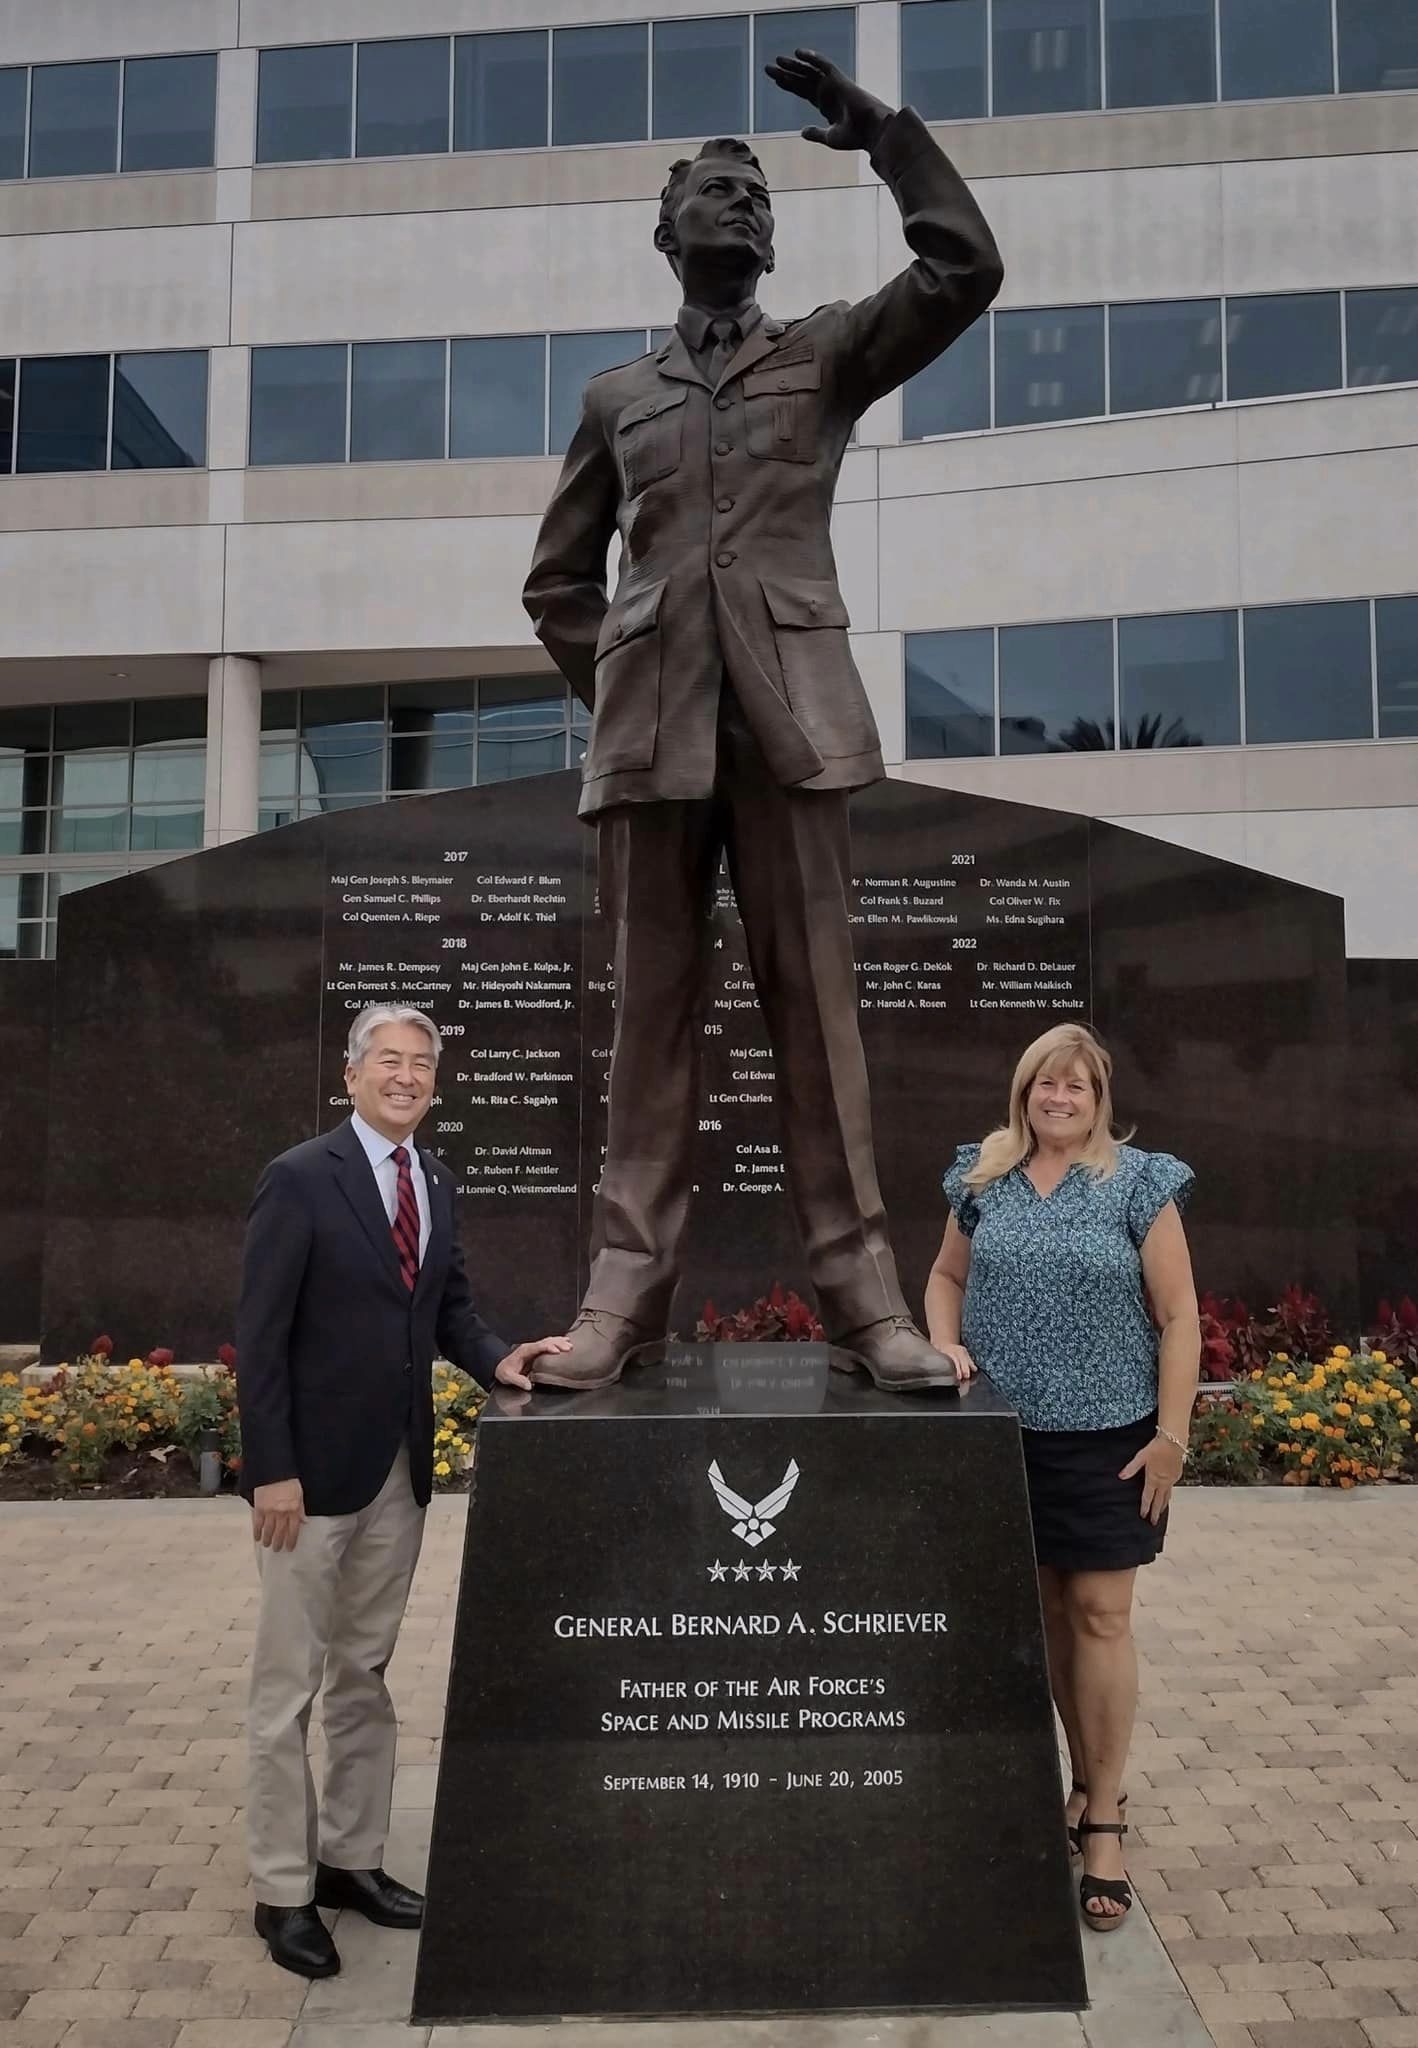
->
<box><xmin>833</xmin><ymin>1315</ymin><xmax>960</xmax><ymax>1392</ymax></box>
<box><xmin>529</xmin><ymin>1309</ymin><xmax>651</xmax><ymax>1390</ymax></box>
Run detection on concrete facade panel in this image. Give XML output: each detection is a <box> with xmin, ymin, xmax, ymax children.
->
<box><xmin>223</xmin><ymin>515</ymin><xmax>543</xmax><ymax>651</ymax></box>
<box><xmin>978</xmin><ymin>163</ymin><xmax>1221</xmax><ymax>308</ymax></box>
<box><xmin>0</xmin><ymin>471</ymin><xmax>209</xmax><ymax>532</ymax></box>
<box><xmin>852</xmin><ymin>628</ymin><xmax>903</xmax><ymax>762</ymax></box>
<box><xmin>882</xmin><ymin>407</ymin><xmax>1241</xmax><ymax>500</ymax></box>
<box><xmin>831</xmin><ymin>498</ymin><xmax>879</xmax><ymax>632</ymax></box>
<box><xmin>1221</xmin><ymin>152</ymin><xmax>1418</xmax><ymax>293</ymax></box>
<box><xmin>241</xmin><ymin>457</ymin><xmax>561</xmax><ymax>523</ymax></box>
<box><xmin>0</xmin><ymin>224</ymin><xmax>232</xmax><ymax>354</ymax></box>
<box><xmin>878</xmin><ymin>464</ymin><xmax>1240</xmax><ymax>632</ymax></box>
<box><xmin>0</xmin><ymin>174</ymin><xmax>218</xmax><ymax>238</ymax></box>
<box><xmin>0</xmin><ymin>527</ymin><xmax>224</xmax><ymax>658</ymax></box>
<box><xmin>1238</xmin><ymin>805</ymin><xmax>1418</xmax><ymax>957</ymax></box>
<box><xmin>216</xmin><ymin>45</ymin><xmax>257</xmax><ymax>171</ymax></box>
<box><xmin>0</xmin><ymin>0</ymin><xmax>235</xmax><ymax>64</ymax></box>
<box><xmin>891</xmin><ymin>748</ymin><xmax>1251</xmax><ymax>818</ymax></box>
<box><xmin>1237</xmin><ymin>446</ymin><xmax>1418</xmax><ymax>605</ymax></box>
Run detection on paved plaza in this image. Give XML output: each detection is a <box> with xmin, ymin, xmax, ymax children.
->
<box><xmin>1</xmin><ymin>1487</ymin><xmax>1415</xmax><ymax>2048</ymax></box>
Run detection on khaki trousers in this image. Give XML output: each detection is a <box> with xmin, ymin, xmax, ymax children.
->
<box><xmin>246</xmin><ymin>1444</ymin><xmax>425</xmax><ymax>1906</ymax></box>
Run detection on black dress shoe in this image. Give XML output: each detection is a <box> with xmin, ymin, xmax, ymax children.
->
<box><xmin>314</xmin><ymin>1862</ymin><xmax>424</xmax><ymax>1929</ymax></box>
<box><xmin>253</xmin><ymin>1902</ymin><xmax>340</xmax><ymax>1978</ymax></box>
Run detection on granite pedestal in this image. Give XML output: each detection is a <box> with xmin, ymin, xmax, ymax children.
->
<box><xmin>414</xmin><ymin>1345</ymin><xmax>1085</xmax><ymax>2023</ymax></box>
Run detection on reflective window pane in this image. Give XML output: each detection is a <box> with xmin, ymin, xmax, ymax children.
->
<box><xmin>1243</xmin><ymin>601</ymin><xmax>1374</xmax><ymax>744</ymax></box>
<box><xmin>55</xmin><ymin>701</ymin><xmax>129</xmax><ymax>751</ymax></box>
<box><xmin>131</xmin><ymin>747</ymin><xmax>205</xmax><ymax>804</ymax></box>
<box><xmin>454</xmin><ymin>30</ymin><xmax>548</xmax><ymax>151</ymax></box>
<box><xmin>0</xmin><ymin>359</ymin><xmax>14</xmax><ymax>471</ymax></box>
<box><xmin>0</xmin><ymin>67</ymin><xmax>26</xmax><ymax>180</ymax></box>
<box><xmin>477</xmin><ymin>677</ymin><xmax>568</xmax><ymax>782</ymax></box>
<box><xmin>53</xmin><ymin>808</ymin><xmax>130</xmax><ymax>854</ymax></box>
<box><xmin>1338</xmin><ymin>0</ymin><xmax>1418</xmax><ymax>92</ymax></box>
<box><xmin>0</xmin><ymin>876</ymin><xmax>47</xmax><ymax>958</ymax></box>
<box><xmin>906</xmin><ymin>629</ymin><xmax>995</xmax><ymax>757</ymax></box>
<box><xmin>1000</xmin><ymin>618</ymin><xmax>1113</xmax><ymax>753</ymax></box>
<box><xmin>901</xmin><ymin>1</ymin><xmax>988</xmax><ymax>121</ymax></box>
<box><xmin>260</xmin><ymin>744</ymin><xmax>297</xmax><ymax>800</ymax></box>
<box><xmin>1109</xmin><ymin>299</ymin><xmax>1221</xmax><ymax>412</ymax></box>
<box><xmin>1376</xmin><ymin>596</ymin><xmax>1418</xmax><ymax>739</ymax></box>
<box><xmin>1226</xmin><ymin>292</ymin><xmax>1342</xmax><ymax>401</ymax></box>
<box><xmin>28</xmin><ymin>61</ymin><xmax>119</xmax><ymax>177</ymax></box>
<box><xmin>389</xmin><ymin>733</ymin><xmax>475</xmax><ymax>791</ymax></box>
<box><xmin>995</xmin><ymin>305</ymin><xmax>1104</xmax><ymax>427</ymax></box>
<box><xmin>388</xmin><ymin>678</ymin><xmax>479</xmax><ymax>727</ymax></box>
<box><xmin>654</xmin><ymin>16</ymin><xmax>749</xmax><ymax>138</ymax></box>
<box><xmin>260</xmin><ymin>690</ymin><xmax>298</xmax><ymax>735</ymax></box>
<box><xmin>0</xmin><ymin>812</ymin><xmax>48</xmax><ymax>857</ymax></box>
<box><xmin>55</xmin><ymin>753</ymin><xmax>128</xmax><ymax>807</ymax></box>
<box><xmin>300</xmin><ymin>686</ymin><xmax>385</xmax><ymax>797</ymax></box>
<box><xmin>550</xmin><ymin>331</ymin><xmax>646</xmax><ymax>455</ymax></box>
<box><xmin>112</xmin><ymin>351</ymin><xmax>208</xmax><ymax>469</ymax></box>
<box><xmin>257</xmin><ymin>44</ymin><xmax>353</xmax><ymax>164</ymax></box>
<box><xmin>134</xmin><ymin>698</ymin><xmax>203</xmax><ymax>747</ymax></box>
<box><xmin>992</xmin><ymin>0</ymin><xmax>1101</xmax><ymax>117</ymax></box>
<box><xmin>356</xmin><ymin>36</ymin><xmax>450</xmax><ymax>158</ymax></box>
<box><xmin>450</xmin><ymin>335</ymin><xmax>545</xmax><ymax>457</ymax></box>
<box><xmin>1221</xmin><ymin>0</ymin><xmax>1334</xmax><ymax>100</ymax></box>
<box><xmin>1105</xmin><ymin>0</ymin><xmax>1214</xmax><ymax>108</ymax></box>
<box><xmin>1346</xmin><ymin>286</ymin><xmax>1418</xmax><ymax>388</ymax></box>
<box><xmin>131</xmin><ymin>803</ymin><xmax>203</xmax><ymax>851</ymax></box>
<box><xmin>350</xmin><ymin>340</ymin><xmax>446</xmax><ymax>462</ymax></box>
<box><xmin>249</xmin><ymin>345</ymin><xmax>348</xmax><ymax>465</ymax></box>
<box><xmin>754</xmin><ymin>10</ymin><xmax>856</xmax><ymax>130</ymax></box>
<box><xmin>0</xmin><ymin>706</ymin><xmax>51</xmax><ymax>751</ymax></box>
<box><xmin>902</xmin><ymin>317</ymin><xmax>990</xmax><ymax>437</ymax></box>
<box><xmin>121</xmin><ymin>53</ymin><xmax>217</xmax><ymax>171</ymax></box>
<box><xmin>552</xmin><ymin>24</ymin><xmax>648</xmax><ymax>146</ymax></box>
<box><xmin>1118</xmin><ymin>610</ymin><xmax>1239</xmax><ymax>747</ymax></box>
<box><xmin>16</xmin><ymin>356</ymin><xmax>109</xmax><ymax>473</ymax></box>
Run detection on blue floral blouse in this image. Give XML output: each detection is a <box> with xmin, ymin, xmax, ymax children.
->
<box><xmin>942</xmin><ymin>1144</ymin><xmax>1195</xmax><ymax>1433</ymax></box>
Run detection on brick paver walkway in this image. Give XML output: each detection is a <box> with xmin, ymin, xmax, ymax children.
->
<box><xmin>1</xmin><ymin>1487</ymin><xmax>1414</xmax><ymax>2046</ymax></box>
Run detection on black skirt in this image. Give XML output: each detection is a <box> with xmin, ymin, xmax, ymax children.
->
<box><xmin>1020</xmin><ymin>1410</ymin><xmax>1167</xmax><ymax>1573</ymax></box>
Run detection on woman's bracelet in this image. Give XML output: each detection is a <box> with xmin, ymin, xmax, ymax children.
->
<box><xmin>1154</xmin><ymin>1424</ymin><xmax>1189</xmax><ymax>1459</ymax></box>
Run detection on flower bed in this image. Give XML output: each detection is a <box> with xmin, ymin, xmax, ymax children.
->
<box><xmin>3</xmin><ymin>1291</ymin><xmax>1414</xmax><ymax>1498</ymax></box>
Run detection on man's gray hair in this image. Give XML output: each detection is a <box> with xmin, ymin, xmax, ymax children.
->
<box><xmin>345</xmin><ymin>1003</ymin><xmax>443</xmax><ymax>1067</ymax></box>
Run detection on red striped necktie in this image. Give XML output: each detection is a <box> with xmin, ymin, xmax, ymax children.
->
<box><xmin>390</xmin><ymin>1144</ymin><xmax>420</xmax><ymax>1292</ymax></box>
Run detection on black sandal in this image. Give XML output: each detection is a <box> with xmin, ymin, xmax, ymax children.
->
<box><xmin>1067</xmin><ymin>1786</ymin><xmax>1125</xmax><ymax>1859</ymax></box>
<box><xmin>1078</xmin><ymin>1818</ymin><xmax>1132</xmax><ymax>1932</ymax></box>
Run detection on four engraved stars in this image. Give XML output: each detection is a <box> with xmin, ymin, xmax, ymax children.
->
<box><xmin>707</xmin><ymin>1557</ymin><xmax>800</xmax><ymax>1581</ymax></box>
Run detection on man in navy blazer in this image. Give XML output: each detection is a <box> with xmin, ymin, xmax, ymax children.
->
<box><xmin>236</xmin><ymin>1001</ymin><xmax>568</xmax><ymax>1980</ymax></box>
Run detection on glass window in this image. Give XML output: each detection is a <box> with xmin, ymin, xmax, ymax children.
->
<box><xmin>131</xmin><ymin>748</ymin><xmax>205</xmax><ymax>805</ymax></box>
<box><xmin>1118</xmin><ymin>610</ymin><xmax>1239</xmax><ymax>747</ymax></box>
<box><xmin>902</xmin><ymin>317</ymin><xmax>990</xmax><ymax>437</ymax></box>
<box><xmin>992</xmin><ymin>0</ymin><xmax>1101</xmax><ymax>117</ymax></box>
<box><xmin>0</xmin><ymin>67</ymin><xmax>26</xmax><ymax>180</ymax></box>
<box><xmin>1105</xmin><ymin>0</ymin><xmax>1214</xmax><ymax>108</ymax></box>
<box><xmin>1338</xmin><ymin>0</ymin><xmax>1418</xmax><ymax>92</ymax></box>
<box><xmin>260</xmin><ymin>690</ymin><xmax>298</xmax><ymax>735</ymax></box>
<box><xmin>256</xmin><ymin>44</ymin><xmax>353</xmax><ymax>164</ymax></box>
<box><xmin>1221</xmin><ymin>0</ymin><xmax>1333</xmax><ymax>100</ymax></box>
<box><xmin>355</xmin><ymin>36</ymin><xmax>450</xmax><ymax>158</ymax></box>
<box><xmin>901</xmin><ymin>1</ymin><xmax>988</xmax><ymax>121</ymax></box>
<box><xmin>389</xmin><ymin>730</ymin><xmax>475</xmax><ymax>792</ymax></box>
<box><xmin>300</xmin><ymin>686</ymin><xmax>385</xmax><ymax>798</ymax></box>
<box><xmin>1346</xmin><ymin>286</ymin><xmax>1418</xmax><ymax>388</ymax></box>
<box><xmin>454</xmin><ymin>30</ymin><xmax>548</xmax><ymax>151</ymax></box>
<box><xmin>552</xmin><ymin>24</ymin><xmax>648</xmax><ymax>147</ymax></box>
<box><xmin>999</xmin><ymin>618</ymin><xmax>1114</xmax><ymax>753</ymax></box>
<box><xmin>121</xmin><ymin>52</ymin><xmax>218</xmax><ymax>171</ymax></box>
<box><xmin>1243</xmin><ymin>601</ymin><xmax>1374</xmax><ymax>744</ymax></box>
<box><xmin>654</xmin><ymin>16</ymin><xmax>750</xmax><ymax>138</ymax></box>
<box><xmin>754</xmin><ymin>9</ymin><xmax>856</xmax><ymax>131</ymax></box>
<box><xmin>350</xmin><ymin>340</ymin><xmax>446</xmax><ymax>462</ymax></box>
<box><xmin>1376</xmin><ymin>597</ymin><xmax>1418</xmax><ymax>739</ymax></box>
<box><xmin>550</xmin><ymin>331</ymin><xmax>647</xmax><ymax>455</ymax></box>
<box><xmin>1109</xmin><ymin>299</ymin><xmax>1221</xmax><ymax>413</ymax></box>
<box><xmin>1226</xmin><ymin>292</ymin><xmax>1342</xmax><ymax>402</ymax></box>
<box><xmin>16</xmin><ymin>355</ymin><xmax>110</xmax><ymax>473</ymax></box>
<box><xmin>131</xmin><ymin>803</ymin><xmax>203</xmax><ymax>851</ymax></box>
<box><xmin>905</xmin><ymin>629</ymin><xmax>995</xmax><ymax>756</ymax></box>
<box><xmin>28</xmin><ymin>60</ymin><xmax>119</xmax><ymax>177</ymax></box>
<box><xmin>451</xmin><ymin>335</ymin><xmax>546</xmax><ymax>457</ymax></box>
<box><xmin>388</xmin><ymin>678</ymin><xmax>480</xmax><ymax>727</ymax></box>
<box><xmin>111</xmin><ymin>351</ymin><xmax>208</xmax><ymax>469</ymax></box>
<box><xmin>0</xmin><ymin>811</ymin><xmax>48</xmax><ymax>857</ymax></box>
<box><xmin>476</xmin><ymin>677</ymin><xmax>569</xmax><ymax>782</ymax></box>
<box><xmin>0</xmin><ymin>359</ymin><xmax>14</xmax><ymax>471</ymax></box>
<box><xmin>54</xmin><ymin>752</ymin><xmax>129</xmax><ymax>808</ymax></box>
<box><xmin>249</xmin><ymin>345</ymin><xmax>348</xmax><ymax>466</ymax></box>
<box><xmin>55</xmin><ymin>701</ymin><xmax>129</xmax><ymax>751</ymax></box>
<box><xmin>995</xmin><ymin>305</ymin><xmax>1104</xmax><ymax>427</ymax></box>
<box><xmin>134</xmin><ymin>696</ymin><xmax>205</xmax><ymax>745</ymax></box>
<box><xmin>0</xmin><ymin>875</ymin><xmax>47</xmax><ymax>959</ymax></box>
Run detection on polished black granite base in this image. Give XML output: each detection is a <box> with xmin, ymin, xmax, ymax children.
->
<box><xmin>414</xmin><ymin>1345</ymin><xmax>1085</xmax><ymax>2023</ymax></box>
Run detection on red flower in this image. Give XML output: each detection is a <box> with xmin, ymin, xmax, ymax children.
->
<box><xmin>91</xmin><ymin>1334</ymin><xmax>114</xmax><ymax>1357</ymax></box>
<box><xmin>217</xmin><ymin>1344</ymin><xmax>237</xmax><ymax>1371</ymax></box>
<box><xmin>147</xmin><ymin>1347</ymin><xmax>175</xmax><ymax>1369</ymax></box>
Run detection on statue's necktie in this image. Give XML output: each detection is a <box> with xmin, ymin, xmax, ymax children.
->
<box><xmin>390</xmin><ymin>1144</ymin><xmax>420</xmax><ymax>1292</ymax></box>
<box><xmin>707</xmin><ymin>317</ymin><xmax>740</xmax><ymax>387</ymax></box>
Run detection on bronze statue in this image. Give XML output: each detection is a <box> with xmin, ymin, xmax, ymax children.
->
<box><xmin>523</xmin><ymin>49</ymin><xmax>1003</xmax><ymax>1391</ymax></box>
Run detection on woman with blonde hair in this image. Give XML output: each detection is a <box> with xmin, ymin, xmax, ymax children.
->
<box><xmin>925</xmin><ymin>1022</ymin><xmax>1199</xmax><ymax>1934</ymax></box>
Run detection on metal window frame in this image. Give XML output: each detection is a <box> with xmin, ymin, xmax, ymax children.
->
<box><xmin>1368</xmin><ymin>595</ymin><xmax>1381</xmax><ymax>740</ymax></box>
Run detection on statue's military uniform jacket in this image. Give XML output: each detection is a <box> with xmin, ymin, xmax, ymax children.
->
<box><xmin>524</xmin><ymin>107</ymin><xmax>1003</xmax><ymax>820</ymax></box>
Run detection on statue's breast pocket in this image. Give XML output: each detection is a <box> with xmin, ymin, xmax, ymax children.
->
<box><xmin>743</xmin><ymin>358</ymin><xmax>820</xmax><ymax>464</ymax></box>
<box><xmin>615</xmin><ymin>386</ymin><xmax>687</xmax><ymax>495</ymax></box>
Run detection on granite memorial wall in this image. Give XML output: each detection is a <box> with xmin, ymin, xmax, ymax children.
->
<box><xmin>23</xmin><ymin>770</ymin><xmax>1360</xmax><ymax>1360</ymax></box>
<box><xmin>0</xmin><ymin>961</ymin><xmax>53</xmax><ymax>1343</ymax></box>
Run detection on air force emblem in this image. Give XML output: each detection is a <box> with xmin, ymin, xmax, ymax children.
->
<box><xmin>707</xmin><ymin>1458</ymin><xmax>800</xmax><ymax>1548</ymax></box>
